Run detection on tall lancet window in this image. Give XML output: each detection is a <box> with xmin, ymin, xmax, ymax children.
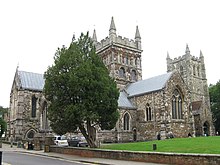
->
<box><xmin>31</xmin><ymin>95</ymin><xmax>37</xmax><ymax>118</ymax></box>
<box><xmin>197</xmin><ymin>66</ymin><xmax>200</xmax><ymax>77</ymax></box>
<box><xmin>123</xmin><ymin>113</ymin><xmax>130</xmax><ymax>131</ymax></box>
<box><xmin>172</xmin><ymin>89</ymin><xmax>183</xmax><ymax>119</ymax></box>
<box><xmin>146</xmin><ymin>103</ymin><xmax>152</xmax><ymax>121</ymax></box>
<box><xmin>180</xmin><ymin>65</ymin><xmax>184</xmax><ymax>75</ymax></box>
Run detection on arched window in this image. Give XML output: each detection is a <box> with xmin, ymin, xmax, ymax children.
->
<box><xmin>180</xmin><ymin>65</ymin><xmax>184</xmax><ymax>75</ymax></box>
<box><xmin>172</xmin><ymin>89</ymin><xmax>183</xmax><ymax>119</ymax></box>
<box><xmin>146</xmin><ymin>103</ymin><xmax>152</xmax><ymax>121</ymax></box>
<box><xmin>131</xmin><ymin>70</ymin><xmax>137</xmax><ymax>81</ymax></box>
<box><xmin>119</xmin><ymin>67</ymin><xmax>125</xmax><ymax>78</ymax></box>
<box><xmin>197</xmin><ymin>66</ymin><xmax>200</xmax><ymax>77</ymax></box>
<box><xmin>193</xmin><ymin>65</ymin><xmax>196</xmax><ymax>76</ymax></box>
<box><xmin>27</xmin><ymin>130</ymin><xmax>35</xmax><ymax>139</ymax></box>
<box><xmin>31</xmin><ymin>95</ymin><xmax>37</xmax><ymax>118</ymax></box>
<box><xmin>123</xmin><ymin>113</ymin><xmax>130</xmax><ymax>130</ymax></box>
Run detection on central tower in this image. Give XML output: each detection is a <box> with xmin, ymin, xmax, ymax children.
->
<box><xmin>92</xmin><ymin>17</ymin><xmax>143</xmax><ymax>89</ymax></box>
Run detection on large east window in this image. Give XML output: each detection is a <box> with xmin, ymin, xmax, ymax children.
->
<box><xmin>172</xmin><ymin>89</ymin><xmax>183</xmax><ymax>119</ymax></box>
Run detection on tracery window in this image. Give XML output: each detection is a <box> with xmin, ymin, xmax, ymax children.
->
<box><xmin>172</xmin><ymin>89</ymin><xmax>183</xmax><ymax>119</ymax></box>
<box><xmin>146</xmin><ymin>103</ymin><xmax>152</xmax><ymax>121</ymax></box>
<box><xmin>123</xmin><ymin>113</ymin><xmax>130</xmax><ymax>130</ymax></box>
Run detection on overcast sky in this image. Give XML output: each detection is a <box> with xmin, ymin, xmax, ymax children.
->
<box><xmin>1</xmin><ymin>0</ymin><xmax>220</xmax><ymax>108</ymax></box>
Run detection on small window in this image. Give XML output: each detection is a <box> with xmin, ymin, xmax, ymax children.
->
<box><xmin>131</xmin><ymin>70</ymin><xmax>137</xmax><ymax>81</ymax></box>
<box><xmin>146</xmin><ymin>103</ymin><xmax>152</xmax><ymax>121</ymax></box>
<box><xmin>180</xmin><ymin>65</ymin><xmax>184</xmax><ymax>75</ymax></box>
<box><xmin>119</xmin><ymin>67</ymin><xmax>126</xmax><ymax>78</ymax></box>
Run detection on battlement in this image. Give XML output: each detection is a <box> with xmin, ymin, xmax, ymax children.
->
<box><xmin>170</xmin><ymin>54</ymin><xmax>202</xmax><ymax>63</ymax></box>
<box><xmin>95</xmin><ymin>35</ymin><xmax>138</xmax><ymax>51</ymax></box>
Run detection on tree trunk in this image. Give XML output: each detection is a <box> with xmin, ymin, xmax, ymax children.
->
<box><xmin>79</xmin><ymin>123</ymin><xmax>97</xmax><ymax>148</ymax></box>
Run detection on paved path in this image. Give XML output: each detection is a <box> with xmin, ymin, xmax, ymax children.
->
<box><xmin>0</xmin><ymin>143</ymin><xmax>164</xmax><ymax>165</ymax></box>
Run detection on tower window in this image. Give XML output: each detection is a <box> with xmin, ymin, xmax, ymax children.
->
<box><xmin>131</xmin><ymin>70</ymin><xmax>137</xmax><ymax>81</ymax></box>
<box><xmin>123</xmin><ymin>113</ymin><xmax>130</xmax><ymax>130</ymax></box>
<box><xmin>31</xmin><ymin>95</ymin><xmax>37</xmax><ymax>118</ymax></box>
<box><xmin>197</xmin><ymin>66</ymin><xmax>200</xmax><ymax>77</ymax></box>
<box><xmin>193</xmin><ymin>65</ymin><xmax>196</xmax><ymax>76</ymax></box>
<box><xmin>119</xmin><ymin>67</ymin><xmax>126</xmax><ymax>78</ymax></box>
<box><xmin>172</xmin><ymin>89</ymin><xmax>183</xmax><ymax>119</ymax></box>
<box><xmin>180</xmin><ymin>65</ymin><xmax>184</xmax><ymax>75</ymax></box>
<box><xmin>146</xmin><ymin>103</ymin><xmax>152</xmax><ymax>121</ymax></box>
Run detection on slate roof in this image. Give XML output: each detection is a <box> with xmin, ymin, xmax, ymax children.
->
<box><xmin>126</xmin><ymin>72</ymin><xmax>173</xmax><ymax>97</ymax></box>
<box><xmin>18</xmin><ymin>70</ymin><xmax>45</xmax><ymax>91</ymax></box>
<box><xmin>118</xmin><ymin>91</ymin><xmax>136</xmax><ymax>109</ymax></box>
<box><xmin>118</xmin><ymin>72</ymin><xmax>173</xmax><ymax>109</ymax></box>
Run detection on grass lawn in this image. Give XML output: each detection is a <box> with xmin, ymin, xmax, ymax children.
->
<box><xmin>100</xmin><ymin>136</ymin><xmax>220</xmax><ymax>154</ymax></box>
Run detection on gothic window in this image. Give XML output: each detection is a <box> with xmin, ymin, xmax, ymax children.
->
<box><xmin>180</xmin><ymin>65</ymin><xmax>184</xmax><ymax>75</ymax></box>
<box><xmin>31</xmin><ymin>95</ymin><xmax>37</xmax><ymax>118</ymax></box>
<box><xmin>135</xmin><ymin>58</ymin><xmax>137</xmax><ymax>66</ymax></box>
<box><xmin>119</xmin><ymin>67</ymin><xmax>125</xmax><ymax>78</ymax></box>
<box><xmin>27</xmin><ymin>130</ymin><xmax>35</xmax><ymax>139</ymax></box>
<box><xmin>126</xmin><ymin>56</ymin><xmax>129</xmax><ymax>65</ymax></box>
<box><xmin>123</xmin><ymin>113</ymin><xmax>130</xmax><ymax>130</ymax></box>
<box><xmin>131</xmin><ymin>70</ymin><xmax>137</xmax><ymax>81</ymax></box>
<box><xmin>193</xmin><ymin>65</ymin><xmax>196</xmax><ymax>76</ymax></box>
<box><xmin>172</xmin><ymin>89</ymin><xmax>183</xmax><ymax>119</ymax></box>
<box><xmin>146</xmin><ymin>103</ymin><xmax>152</xmax><ymax>121</ymax></box>
<box><xmin>197</xmin><ymin>66</ymin><xmax>200</xmax><ymax>77</ymax></box>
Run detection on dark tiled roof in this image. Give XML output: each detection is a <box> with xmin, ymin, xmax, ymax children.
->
<box><xmin>18</xmin><ymin>70</ymin><xmax>44</xmax><ymax>91</ymax></box>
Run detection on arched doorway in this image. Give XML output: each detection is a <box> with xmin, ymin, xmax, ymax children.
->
<box><xmin>203</xmin><ymin>121</ymin><xmax>210</xmax><ymax>136</ymax></box>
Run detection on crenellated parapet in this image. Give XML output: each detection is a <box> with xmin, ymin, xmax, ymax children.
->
<box><xmin>95</xmin><ymin>35</ymin><xmax>140</xmax><ymax>53</ymax></box>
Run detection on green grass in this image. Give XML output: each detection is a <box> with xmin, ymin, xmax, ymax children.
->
<box><xmin>100</xmin><ymin>136</ymin><xmax>220</xmax><ymax>154</ymax></box>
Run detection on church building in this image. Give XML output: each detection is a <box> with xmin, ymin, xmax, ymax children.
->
<box><xmin>7</xmin><ymin>17</ymin><xmax>214</xmax><ymax>143</ymax></box>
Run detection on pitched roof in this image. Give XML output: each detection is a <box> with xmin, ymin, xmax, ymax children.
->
<box><xmin>126</xmin><ymin>72</ymin><xmax>173</xmax><ymax>97</ymax></box>
<box><xmin>18</xmin><ymin>70</ymin><xmax>44</xmax><ymax>91</ymax></box>
<box><xmin>118</xmin><ymin>91</ymin><xmax>136</xmax><ymax>109</ymax></box>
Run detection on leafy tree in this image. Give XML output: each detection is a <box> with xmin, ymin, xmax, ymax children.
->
<box><xmin>44</xmin><ymin>32</ymin><xmax>119</xmax><ymax>148</ymax></box>
<box><xmin>0</xmin><ymin>106</ymin><xmax>7</xmax><ymax>137</ymax></box>
<box><xmin>209</xmin><ymin>81</ymin><xmax>220</xmax><ymax>133</ymax></box>
<box><xmin>0</xmin><ymin>118</ymin><xmax>6</xmax><ymax>138</ymax></box>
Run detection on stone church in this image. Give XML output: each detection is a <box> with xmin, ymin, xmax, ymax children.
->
<box><xmin>7</xmin><ymin>17</ymin><xmax>214</xmax><ymax>143</ymax></box>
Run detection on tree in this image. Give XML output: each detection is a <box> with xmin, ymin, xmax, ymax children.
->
<box><xmin>44</xmin><ymin>32</ymin><xmax>119</xmax><ymax>148</ymax></box>
<box><xmin>0</xmin><ymin>106</ymin><xmax>7</xmax><ymax>137</ymax></box>
<box><xmin>209</xmin><ymin>81</ymin><xmax>220</xmax><ymax>134</ymax></box>
<box><xmin>0</xmin><ymin>118</ymin><xmax>6</xmax><ymax>138</ymax></box>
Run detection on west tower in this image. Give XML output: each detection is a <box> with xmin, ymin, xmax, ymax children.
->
<box><xmin>167</xmin><ymin>45</ymin><xmax>214</xmax><ymax>136</ymax></box>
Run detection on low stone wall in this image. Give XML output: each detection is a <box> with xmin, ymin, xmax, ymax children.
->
<box><xmin>49</xmin><ymin>146</ymin><xmax>220</xmax><ymax>165</ymax></box>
